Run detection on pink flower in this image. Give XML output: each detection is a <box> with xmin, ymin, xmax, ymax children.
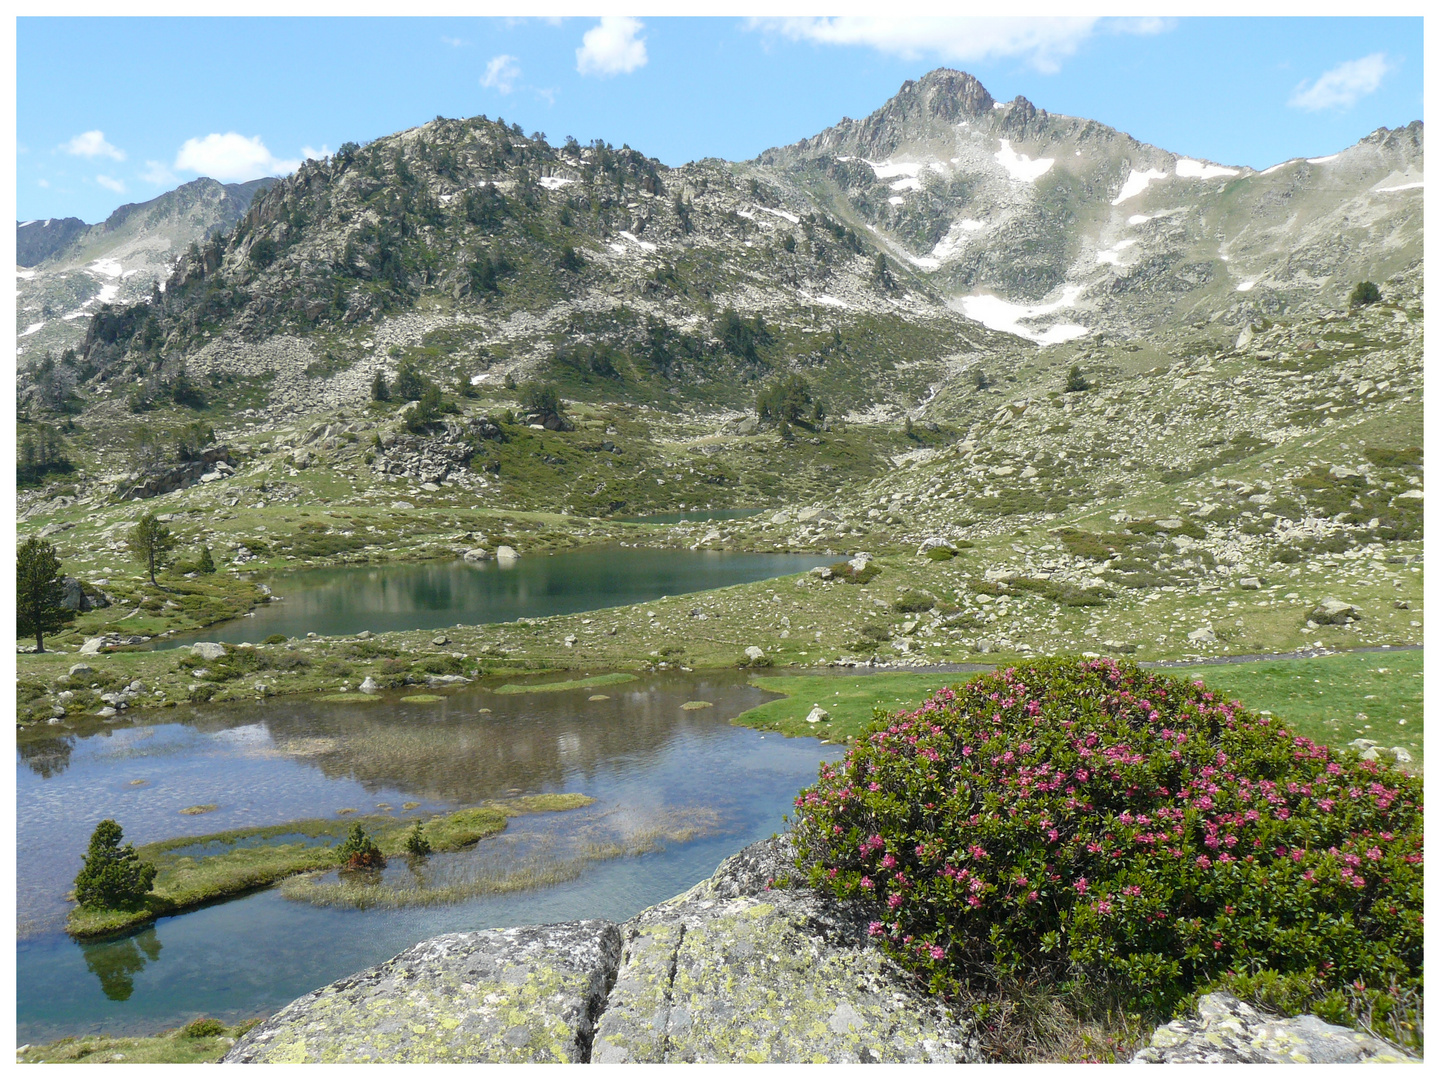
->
<box><xmin>868</xmin><ymin>920</ymin><xmax>885</xmax><ymax>936</ymax></box>
<box><xmin>1074</xmin><ymin>877</ymin><xmax>1089</xmax><ymax>895</ymax></box>
<box><xmin>930</xmin><ymin>945</ymin><xmax>946</xmax><ymax>960</ymax></box>
<box><xmin>1196</xmin><ymin>855</ymin><xmax>1212</xmax><ymax>870</ymax></box>
<box><xmin>880</xmin><ymin>853</ymin><xmax>897</xmax><ymax>869</ymax></box>
<box><xmin>1096</xmin><ymin>900</ymin><xmax>1113</xmax><ymax>915</ymax></box>
<box><xmin>860</xmin><ymin>876</ymin><xmax>874</xmax><ymax>889</ymax></box>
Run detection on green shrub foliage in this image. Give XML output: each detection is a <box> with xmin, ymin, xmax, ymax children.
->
<box><xmin>1349</xmin><ymin>281</ymin><xmax>1382</xmax><ymax>307</ymax></box>
<box><xmin>336</xmin><ymin>823</ymin><xmax>385</xmax><ymax>870</ymax></box>
<box><xmin>74</xmin><ymin>819</ymin><xmax>158</xmax><ymax>909</ymax></box>
<box><xmin>793</xmin><ymin>658</ymin><xmax>1422</xmax><ymax>1021</ymax></box>
<box><xmin>404</xmin><ymin>821</ymin><xmax>433</xmax><ymax>857</ymax></box>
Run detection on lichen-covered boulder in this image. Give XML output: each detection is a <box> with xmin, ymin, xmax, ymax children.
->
<box><xmin>592</xmin><ymin>837</ymin><xmax>981</xmax><ymax>1064</ymax></box>
<box><xmin>1131</xmin><ymin>993</ymin><xmax>1417</xmax><ymax>1064</ymax></box>
<box><xmin>224</xmin><ymin>921</ymin><xmax>621</xmax><ymax>1063</ymax></box>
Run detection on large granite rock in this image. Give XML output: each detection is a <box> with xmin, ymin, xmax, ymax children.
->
<box><xmin>1132</xmin><ymin>993</ymin><xmax>1417</xmax><ymax>1064</ymax></box>
<box><xmin>225</xmin><ymin>921</ymin><xmax>621</xmax><ymax>1063</ymax></box>
<box><xmin>225</xmin><ymin>837</ymin><xmax>979</xmax><ymax>1064</ymax></box>
<box><xmin>593</xmin><ymin>839</ymin><xmax>980</xmax><ymax>1063</ymax></box>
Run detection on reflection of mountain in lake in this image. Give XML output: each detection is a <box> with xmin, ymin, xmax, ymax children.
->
<box><xmin>83</xmin><ymin>928</ymin><xmax>162</xmax><ymax>1001</ymax></box>
<box><xmin>208</xmin><ymin>672</ymin><xmax>776</xmax><ymax>806</ymax></box>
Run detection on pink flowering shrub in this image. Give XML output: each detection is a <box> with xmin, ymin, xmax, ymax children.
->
<box><xmin>793</xmin><ymin>657</ymin><xmax>1423</xmax><ymax>1022</ymax></box>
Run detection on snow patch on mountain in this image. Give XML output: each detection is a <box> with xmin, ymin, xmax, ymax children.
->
<box><xmin>1174</xmin><ymin>158</ymin><xmax>1240</xmax><ymax>180</ymax></box>
<box><xmin>994</xmin><ymin>140</ymin><xmax>1053</xmax><ymax>183</ymax></box>
<box><xmin>1113</xmin><ymin>168</ymin><xmax>1167</xmax><ymax>205</ymax></box>
<box><xmin>954</xmin><ymin>284</ymin><xmax>1088</xmax><ymax>345</ymax></box>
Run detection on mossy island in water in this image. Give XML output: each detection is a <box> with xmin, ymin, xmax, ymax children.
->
<box><xmin>65</xmin><ymin>794</ymin><xmax>594</xmax><ymax>939</ymax></box>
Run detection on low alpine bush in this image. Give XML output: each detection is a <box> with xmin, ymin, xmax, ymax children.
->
<box><xmin>336</xmin><ymin>824</ymin><xmax>385</xmax><ymax>870</ymax></box>
<box><xmin>793</xmin><ymin>657</ymin><xmax>1422</xmax><ymax>1033</ymax></box>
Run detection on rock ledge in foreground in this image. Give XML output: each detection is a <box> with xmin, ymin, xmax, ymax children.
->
<box><xmin>1132</xmin><ymin>992</ymin><xmax>1417</xmax><ymax>1064</ymax></box>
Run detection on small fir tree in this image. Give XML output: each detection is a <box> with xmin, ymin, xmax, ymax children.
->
<box><xmin>17</xmin><ymin>536</ymin><xmax>71</xmax><ymax>652</ymax></box>
<box><xmin>336</xmin><ymin>823</ymin><xmax>385</xmax><ymax>870</ymax></box>
<box><xmin>371</xmin><ymin>371</ymin><xmax>391</xmax><ymax>402</ymax></box>
<box><xmin>195</xmin><ymin>545</ymin><xmax>216</xmax><ymax>575</ymax></box>
<box><xmin>404</xmin><ymin>822</ymin><xmax>432</xmax><ymax>857</ymax></box>
<box><xmin>1065</xmin><ymin>365</ymin><xmax>1091</xmax><ymax>393</ymax></box>
<box><xmin>74</xmin><ymin>819</ymin><xmax>157</xmax><ymax>909</ymax></box>
<box><xmin>128</xmin><ymin>512</ymin><xmax>177</xmax><ymax>585</ymax></box>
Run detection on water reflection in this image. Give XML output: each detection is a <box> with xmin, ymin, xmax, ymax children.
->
<box><xmin>16</xmin><ymin>671</ymin><xmax>838</xmax><ymax>1042</ymax></box>
<box><xmin>17</xmin><ymin>737</ymin><xmax>74</xmax><ymax>779</ymax></box>
<box><xmin>82</xmin><ymin>928</ymin><xmax>162</xmax><ymax>1001</ymax></box>
<box><xmin>156</xmin><ymin>548</ymin><xmax>826</xmax><ymax>647</ymax></box>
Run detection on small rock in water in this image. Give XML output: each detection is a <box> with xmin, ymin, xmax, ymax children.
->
<box><xmin>496</xmin><ymin>545</ymin><xmax>520</xmax><ymax>560</ymax></box>
<box><xmin>680</xmin><ymin>700</ymin><xmax>713</xmax><ymax>711</ymax></box>
<box><xmin>359</xmin><ymin>676</ymin><xmax>380</xmax><ymax>694</ymax></box>
<box><xmin>744</xmin><ymin>646</ymin><xmax>766</xmax><ymax>661</ymax></box>
<box><xmin>588</xmin><ymin>694</ymin><xmax>610</xmax><ymax>701</ymax></box>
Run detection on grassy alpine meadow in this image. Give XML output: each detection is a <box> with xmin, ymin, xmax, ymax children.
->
<box><xmin>1167</xmin><ymin>649</ymin><xmax>1422</xmax><ymax>768</ymax></box>
<box><xmin>64</xmin><ymin>795</ymin><xmax>594</xmax><ymax>938</ymax></box>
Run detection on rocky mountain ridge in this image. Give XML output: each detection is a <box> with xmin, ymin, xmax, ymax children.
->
<box><xmin>16</xmin><ymin>177</ymin><xmax>274</xmax><ymax>363</ymax></box>
<box><xmin>26</xmin><ymin>69</ymin><xmax>1420</xmax><ymax>430</ymax></box>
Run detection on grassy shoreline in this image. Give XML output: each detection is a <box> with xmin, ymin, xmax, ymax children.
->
<box><xmin>65</xmin><ymin>795</ymin><xmax>594</xmax><ymax>939</ymax></box>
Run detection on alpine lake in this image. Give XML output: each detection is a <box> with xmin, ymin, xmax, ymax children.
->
<box><xmin>18</xmin><ymin>543</ymin><xmax>841</xmax><ymax>1043</ymax></box>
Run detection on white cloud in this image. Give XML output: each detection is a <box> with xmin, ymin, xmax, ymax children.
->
<box><xmin>752</xmin><ymin>16</ymin><xmax>1167</xmax><ymax>74</ymax></box>
<box><xmin>535</xmin><ymin>87</ymin><xmax>560</xmax><ymax>107</ymax></box>
<box><xmin>1289</xmin><ymin>53</ymin><xmax>1392</xmax><ymax>112</ymax></box>
<box><xmin>37</xmin><ymin>178</ymin><xmax>49</xmax><ymax>188</ymax></box>
<box><xmin>96</xmin><ymin>174</ymin><xmax>127</xmax><ymax>194</ymax></box>
<box><xmin>301</xmin><ymin>144</ymin><xmax>331</xmax><ymax>162</ymax></box>
<box><xmin>440</xmin><ymin>35</ymin><xmax>468</xmax><ymax>47</ymax></box>
<box><xmin>63</xmin><ymin>130</ymin><xmax>125</xmax><ymax>161</ymax></box>
<box><xmin>174</xmin><ymin>133</ymin><xmax>301</xmax><ymax>182</ymax></box>
<box><xmin>576</xmin><ymin>16</ymin><xmax>648</xmax><ymax>77</ymax></box>
<box><xmin>481</xmin><ymin>54</ymin><xmax>522</xmax><ymax>94</ymax></box>
<box><xmin>141</xmin><ymin>160</ymin><xmax>177</xmax><ymax>186</ymax></box>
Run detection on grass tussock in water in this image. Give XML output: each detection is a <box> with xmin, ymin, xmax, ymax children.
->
<box><xmin>64</xmin><ymin>796</ymin><xmax>596</xmax><ymax>938</ymax></box>
<box><xmin>280</xmin><ymin>806</ymin><xmax>720</xmax><ymax>910</ymax></box>
<box><xmin>493</xmin><ymin>672</ymin><xmax>637</xmax><ymax>694</ymax></box>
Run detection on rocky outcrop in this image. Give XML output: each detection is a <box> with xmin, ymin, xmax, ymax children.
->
<box><xmin>226</xmin><ymin>837</ymin><xmax>982</xmax><ymax>1064</ymax></box>
<box><xmin>1132</xmin><ymin>993</ymin><xmax>1417</xmax><ymax>1064</ymax></box>
<box><xmin>593</xmin><ymin>836</ymin><xmax>980</xmax><ymax>1063</ymax></box>
<box><xmin>116</xmin><ymin>446</ymin><xmax>235</xmax><ymax>501</ymax></box>
<box><xmin>225</xmin><ymin>921</ymin><xmax>622</xmax><ymax>1063</ymax></box>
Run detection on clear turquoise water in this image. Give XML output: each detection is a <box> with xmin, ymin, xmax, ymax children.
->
<box><xmin>157</xmin><ymin>547</ymin><xmax>825</xmax><ymax>648</ymax></box>
<box><xmin>15</xmin><ymin>672</ymin><xmax>838</xmax><ymax>1044</ymax></box>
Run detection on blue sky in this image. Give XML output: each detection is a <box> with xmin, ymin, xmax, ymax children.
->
<box><xmin>16</xmin><ymin>16</ymin><xmax>1424</xmax><ymax>224</ymax></box>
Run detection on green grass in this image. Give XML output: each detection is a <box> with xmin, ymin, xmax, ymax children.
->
<box><xmin>17</xmin><ymin>1019</ymin><xmax>262</xmax><ymax>1064</ymax></box>
<box><xmin>64</xmin><ymin>795</ymin><xmax>595</xmax><ymax>938</ymax></box>
<box><xmin>1169</xmin><ymin>649</ymin><xmax>1422</xmax><ymax>767</ymax></box>
<box><xmin>738</xmin><ymin>672</ymin><xmax>974</xmax><ymax>741</ymax></box>
<box><xmin>741</xmin><ymin>651</ymin><xmax>1423</xmax><ymax>764</ymax></box>
<box><xmin>492</xmin><ymin>672</ymin><xmax>638</xmax><ymax>694</ymax></box>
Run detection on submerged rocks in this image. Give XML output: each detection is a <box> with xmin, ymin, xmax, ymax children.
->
<box><xmin>225</xmin><ymin>922</ymin><xmax>623</xmax><ymax>1063</ymax></box>
<box><xmin>1132</xmin><ymin>992</ymin><xmax>1416</xmax><ymax>1063</ymax></box>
